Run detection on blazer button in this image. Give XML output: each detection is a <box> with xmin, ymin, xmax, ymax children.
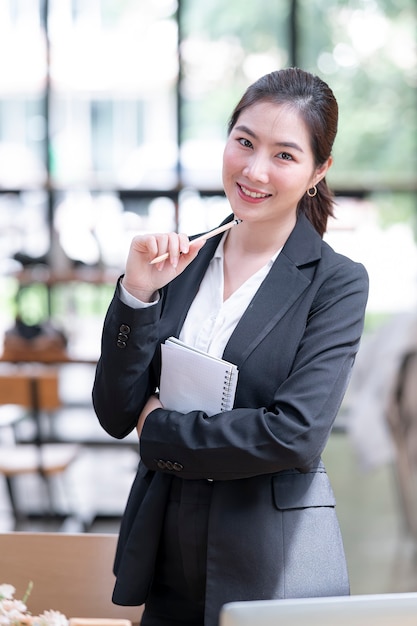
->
<box><xmin>165</xmin><ymin>461</ymin><xmax>174</xmax><ymax>470</ymax></box>
<box><xmin>156</xmin><ymin>459</ymin><xmax>167</xmax><ymax>469</ymax></box>
<box><xmin>116</xmin><ymin>326</ymin><xmax>130</xmax><ymax>348</ymax></box>
<box><xmin>173</xmin><ymin>462</ymin><xmax>183</xmax><ymax>472</ymax></box>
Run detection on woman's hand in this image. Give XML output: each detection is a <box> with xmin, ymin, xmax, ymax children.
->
<box><xmin>122</xmin><ymin>232</ymin><xmax>206</xmax><ymax>302</ymax></box>
<box><xmin>136</xmin><ymin>394</ymin><xmax>163</xmax><ymax>438</ymax></box>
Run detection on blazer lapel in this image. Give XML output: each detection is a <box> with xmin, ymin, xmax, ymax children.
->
<box><xmin>158</xmin><ymin>231</ymin><xmax>224</xmax><ymax>338</ymax></box>
<box><xmin>223</xmin><ymin>214</ymin><xmax>322</xmax><ymax>367</ymax></box>
<box><xmin>160</xmin><ymin>213</ymin><xmax>323</xmax><ymax>366</ymax></box>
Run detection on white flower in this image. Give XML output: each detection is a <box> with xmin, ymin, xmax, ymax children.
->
<box><xmin>0</xmin><ymin>584</ymin><xmax>67</xmax><ymax>626</ymax></box>
<box><xmin>33</xmin><ymin>611</ymin><xmax>68</xmax><ymax>626</ymax></box>
<box><xmin>0</xmin><ymin>586</ymin><xmax>16</xmax><ymax>601</ymax></box>
<box><xmin>0</xmin><ymin>597</ymin><xmax>30</xmax><ymax>625</ymax></box>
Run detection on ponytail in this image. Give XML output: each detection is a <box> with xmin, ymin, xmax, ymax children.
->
<box><xmin>297</xmin><ymin>178</ymin><xmax>334</xmax><ymax>237</ymax></box>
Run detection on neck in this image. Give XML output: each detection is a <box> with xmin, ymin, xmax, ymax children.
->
<box><xmin>226</xmin><ymin>214</ymin><xmax>296</xmax><ymax>256</ymax></box>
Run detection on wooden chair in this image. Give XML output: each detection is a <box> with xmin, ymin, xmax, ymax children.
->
<box><xmin>0</xmin><ymin>366</ymin><xmax>80</xmax><ymax>525</ymax></box>
<box><xmin>0</xmin><ymin>532</ymin><xmax>143</xmax><ymax>624</ymax></box>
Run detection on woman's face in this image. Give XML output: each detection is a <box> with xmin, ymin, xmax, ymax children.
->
<box><xmin>222</xmin><ymin>101</ymin><xmax>331</xmax><ymax>228</ymax></box>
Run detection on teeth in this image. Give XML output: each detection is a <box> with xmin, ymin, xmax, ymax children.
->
<box><xmin>240</xmin><ymin>185</ymin><xmax>269</xmax><ymax>199</ymax></box>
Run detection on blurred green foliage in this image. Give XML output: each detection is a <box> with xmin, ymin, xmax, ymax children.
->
<box><xmin>180</xmin><ymin>0</ymin><xmax>416</xmax><ymax>189</ymax></box>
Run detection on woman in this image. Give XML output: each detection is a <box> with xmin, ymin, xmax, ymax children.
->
<box><xmin>92</xmin><ymin>67</ymin><xmax>369</xmax><ymax>626</ymax></box>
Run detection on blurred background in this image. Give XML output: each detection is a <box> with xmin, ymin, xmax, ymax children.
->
<box><xmin>0</xmin><ymin>0</ymin><xmax>416</xmax><ymax>599</ymax></box>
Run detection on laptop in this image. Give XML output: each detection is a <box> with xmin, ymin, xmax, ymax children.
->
<box><xmin>220</xmin><ymin>593</ymin><xmax>417</xmax><ymax>626</ymax></box>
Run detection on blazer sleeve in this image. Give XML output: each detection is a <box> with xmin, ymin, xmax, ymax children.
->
<box><xmin>92</xmin><ymin>279</ymin><xmax>163</xmax><ymax>439</ymax></box>
<box><xmin>139</xmin><ymin>257</ymin><xmax>369</xmax><ymax>480</ymax></box>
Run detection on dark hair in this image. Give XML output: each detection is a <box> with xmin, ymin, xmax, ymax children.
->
<box><xmin>227</xmin><ymin>68</ymin><xmax>338</xmax><ymax>237</ymax></box>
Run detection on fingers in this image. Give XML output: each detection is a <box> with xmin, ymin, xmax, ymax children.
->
<box><xmin>161</xmin><ymin>232</ymin><xmax>190</xmax><ymax>269</ymax></box>
<box><xmin>150</xmin><ymin>232</ymin><xmax>205</xmax><ymax>271</ymax></box>
<box><xmin>176</xmin><ymin>237</ymin><xmax>206</xmax><ymax>270</ymax></box>
<box><xmin>136</xmin><ymin>394</ymin><xmax>163</xmax><ymax>439</ymax></box>
<box><xmin>123</xmin><ymin>231</ymin><xmax>207</xmax><ymax>299</ymax></box>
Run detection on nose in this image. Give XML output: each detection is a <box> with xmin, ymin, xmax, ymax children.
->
<box><xmin>242</xmin><ymin>154</ymin><xmax>269</xmax><ymax>184</ymax></box>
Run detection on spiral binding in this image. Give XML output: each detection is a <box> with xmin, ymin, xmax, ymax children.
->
<box><xmin>221</xmin><ymin>368</ymin><xmax>234</xmax><ymax>411</ymax></box>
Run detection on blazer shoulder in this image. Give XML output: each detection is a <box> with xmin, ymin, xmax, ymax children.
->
<box><xmin>284</xmin><ymin>214</ymin><xmax>368</xmax><ymax>287</ymax></box>
<box><xmin>320</xmin><ymin>238</ymin><xmax>369</xmax><ymax>281</ymax></box>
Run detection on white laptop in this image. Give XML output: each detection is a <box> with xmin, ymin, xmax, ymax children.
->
<box><xmin>220</xmin><ymin>593</ymin><xmax>417</xmax><ymax>626</ymax></box>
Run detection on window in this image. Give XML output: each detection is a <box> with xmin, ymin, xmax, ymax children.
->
<box><xmin>0</xmin><ymin>0</ymin><xmax>415</xmax><ymax>316</ymax></box>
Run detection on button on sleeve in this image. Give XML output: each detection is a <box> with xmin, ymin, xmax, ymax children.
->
<box><xmin>116</xmin><ymin>323</ymin><xmax>131</xmax><ymax>348</ymax></box>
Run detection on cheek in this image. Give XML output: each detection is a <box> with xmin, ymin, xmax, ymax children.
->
<box><xmin>223</xmin><ymin>140</ymin><xmax>245</xmax><ymax>168</ymax></box>
<box><xmin>222</xmin><ymin>144</ymin><xmax>233</xmax><ymax>167</ymax></box>
<box><xmin>222</xmin><ymin>145</ymin><xmax>237</xmax><ymax>183</ymax></box>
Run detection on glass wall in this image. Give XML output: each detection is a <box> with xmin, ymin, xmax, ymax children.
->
<box><xmin>0</xmin><ymin>0</ymin><xmax>415</xmax><ymax>317</ymax></box>
<box><xmin>48</xmin><ymin>0</ymin><xmax>178</xmax><ymax>190</ymax></box>
<box><xmin>298</xmin><ymin>0</ymin><xmax>416</xmax><ymax>191</ymax></box>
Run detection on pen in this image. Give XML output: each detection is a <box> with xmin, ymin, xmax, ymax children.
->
<box><xmin>149</xmin><ymin>218</ymin><xmax>243</xmax><ymax>265</ymax></box>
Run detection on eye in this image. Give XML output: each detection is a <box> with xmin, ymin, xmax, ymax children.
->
<box><xmin>238</xmin><ymin>137</ymin><xmax>253</xmax><ymax>149</ymax></box>
<box><xmin>277</xmin><ymin>151</ymin><xmax>293</xmax><ymax>161</ymax></box>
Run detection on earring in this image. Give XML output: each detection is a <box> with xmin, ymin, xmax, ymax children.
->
<box><xmin>307</xmin><ymin>186</ymin><xmax>317</xmax><ymax>197</ymax></box>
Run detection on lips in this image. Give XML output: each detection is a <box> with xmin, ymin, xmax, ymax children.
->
<box><xmin>237</xmin><ymin>183</ymin><xmax>271</xmax><ymax>199</ymax></box>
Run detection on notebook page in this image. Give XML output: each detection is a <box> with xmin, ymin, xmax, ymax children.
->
<box><xmin>160</xmin><ymin>337</ymin><xmax>238</xmax><ymax>416</ymax></box>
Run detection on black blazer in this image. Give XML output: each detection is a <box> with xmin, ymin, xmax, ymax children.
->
<box><xmin>92</xmin><ymin>213</ymin><xmax>369</xmax><ymax>626</ymax></box>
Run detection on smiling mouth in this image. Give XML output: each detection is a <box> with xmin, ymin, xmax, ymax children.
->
<box><xmin>238</xmin><ymin>183</ymin><xmax>271</xmax><ymax>199</ymax></box>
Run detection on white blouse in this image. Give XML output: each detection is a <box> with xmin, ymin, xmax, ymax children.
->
<box><xmin>120</xmin><ymin>233</ymin><xmax>281</xmax><ymax>359</ymax></box>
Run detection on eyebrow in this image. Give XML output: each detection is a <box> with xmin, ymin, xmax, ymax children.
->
<box><xmin>234</xmin><ymin>124</ymin><xmax>304</xmax><ymax>153</ymax></box>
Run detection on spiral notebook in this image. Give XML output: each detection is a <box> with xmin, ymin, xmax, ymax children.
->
<box><xmin>159</xmin><ymin>336</ymin><xmax>239</xmax><ymax>416</ymax></box>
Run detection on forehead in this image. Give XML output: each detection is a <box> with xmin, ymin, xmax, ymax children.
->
<box><xmin>235</xmin><ymin>101</ymin><xmax>310</xmax><ymax>144</ymax></box>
